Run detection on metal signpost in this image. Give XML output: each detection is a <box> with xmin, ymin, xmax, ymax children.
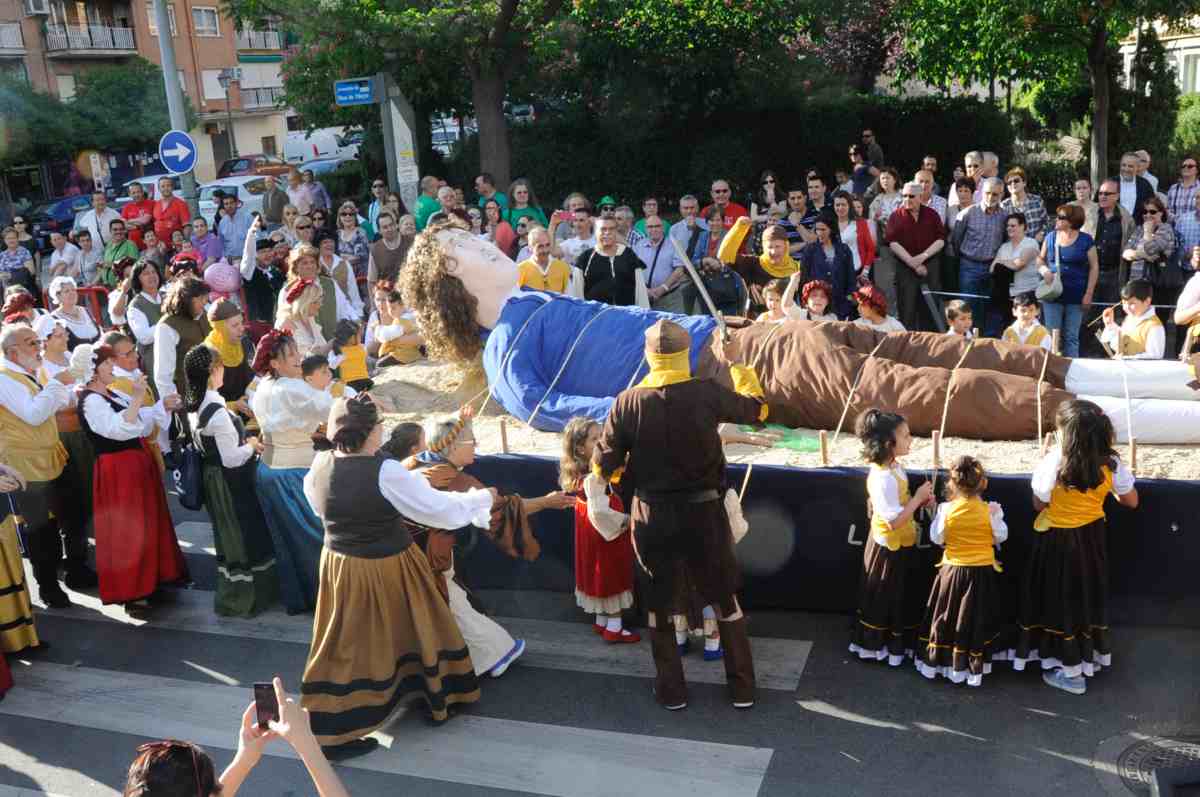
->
<box><xmin>334</xmin><ymin>74</ymin><xmax>420</xmax><ymax>210</ymax></box>
<box><xmin>150</xmin><ymin>0</ymin><xmax>198</xmax><ymax>215</ymax></box>
<box><xmin>158</xmin><ymin>130</ymin><xmax>199</xmax><ymax>176</ymax></box>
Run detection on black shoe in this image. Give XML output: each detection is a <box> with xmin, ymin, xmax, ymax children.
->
<box><xmin>321</xmin><ymin>737</ymin><xmax>380</xmax><ymax>761</ymax></box>
<box><xmin>64</xmin><ymin>565</ymin><xmax>98</xmax><ymax>590</ymax></box>
<box><xmin>40</xmin><ymin>585</ymin><xmax>72</xmax><ymax>609</ymax></box>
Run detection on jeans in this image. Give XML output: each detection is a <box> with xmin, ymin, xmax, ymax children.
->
<box><xmin>1041</xmin><ymin>301</ymin><xmax>1084</xmax><ymax>357</ymax></box>
<box><xmin>957</xmin><ymin>256</ymin><xmax>992</xmax><ymax>335</ymax></box>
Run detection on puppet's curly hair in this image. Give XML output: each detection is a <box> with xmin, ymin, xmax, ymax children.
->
<box><xmin>399</xmin><ymin>221</ymin><xmax>482</xmax><ymax>363</ymax></box>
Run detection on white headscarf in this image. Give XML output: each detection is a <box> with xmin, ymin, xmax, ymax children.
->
<box><xmin>69</xmin><ymin>343</ymin><xmax>100</xmax><ymax>384</ymax></box>
<box><xmin>48</xmin><ymin>275</ymin><xmax>78</xmax><ymax>305</ymax></box>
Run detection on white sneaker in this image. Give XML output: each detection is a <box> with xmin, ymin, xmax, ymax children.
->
<box><xmin>489</xmin><ymin>639</ymin><xmax>526</xmax><ymax>678</ymax></box>
<box><xmin>1042</xmin><ymin>669</ymin><xmax>1086</xmax><ymax>695</ymax></box>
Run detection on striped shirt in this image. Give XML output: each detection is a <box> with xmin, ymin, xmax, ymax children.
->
<box><xmin>1167</xmin><ymin>180</ymin><xmax>1200</xmax><ymax>223</ymax></box>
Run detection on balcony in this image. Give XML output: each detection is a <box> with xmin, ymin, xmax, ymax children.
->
<box><xmin>0</xmin><ymin>23</ymin><xmax>25</xmax><ymax>55</ymax></box>
<box><xmin>44</xmin><ymin>23</ymin><xmax>136</xmax><ymax>57</ymax></box>
<box><xmin>236</xmin><ymin>28</ymin><xmax>282</xmax><ymax>50</ymax></box>
<box><xmin>242</xmin><ymin>85</ymin><xmax>285</xmax><ymax>109</ymax></box>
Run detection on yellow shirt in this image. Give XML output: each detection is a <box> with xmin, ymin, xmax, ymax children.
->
<box><xmin>867</xmin><ymin>464</ymin><xmax>917</xmax><ymax>550</ymax></box>
<box><xmin>379</xmin><ymin>316</ymin><xmax>423</xmax><ymax>364</ymax></box>
<box><xmin>336</xmin><ymin>343</ymin><xmax>369</xmax><ymax>383</ymax></box>
<box><xmin>0</xmin><ymin>367</ymin><xmax>67</xmax><ymax>482</ymax></box>
<box><xmin>1118</xmin><ymin>314</ymin><xmax>1163</xmax><ymax>357</ymax></box>
<box><xmin>938</xmin><ymin>497</ymin><xmax>999</xmax><ymax>570</ymax></box>
<box><xmin>1002</xmin><ymin>322</ymin><xmax>1049</xmax><ymax>349</ymax></box>
<box><xmin>517</xmin><ymin>258</ymin><xmax>571</xmax><ymax>293</ymax></box>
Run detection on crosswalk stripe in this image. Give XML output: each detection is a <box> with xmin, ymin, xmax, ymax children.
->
<box><xmin>26</xmin><ymin>561</ymin><xmax>810</xmax><ymax>691</ymax></box>
<box><xmin>1</xmin><ymin>663</ymin><xmax>774</xmax><ymax>797</ymax></box>
<box><xmin>0</xmin><ymin>785</ymin><xmax>77</xmax><ymax>797</ymax></box>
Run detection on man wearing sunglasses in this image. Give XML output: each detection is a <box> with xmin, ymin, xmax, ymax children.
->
<box><xmin>1167</xmin><ymin>155</ymin><xmax>1199</xmax><ymax>222</ymax></box>
<box><xmin>366</xmin><ymin>176</ymin><xmax>389</xmax><ymax>232</ymax></box>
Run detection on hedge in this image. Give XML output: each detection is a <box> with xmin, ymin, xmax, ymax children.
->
<box><xmin>446</xmin><ymin>95</ymin><xmax>1017</xmax><ymax>211</ymax></box>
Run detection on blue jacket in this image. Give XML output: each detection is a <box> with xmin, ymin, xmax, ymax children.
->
<box><xmin>798</xmin><ymin>239</ymin><xmax>857</xmax><ymax>318</ymax></box>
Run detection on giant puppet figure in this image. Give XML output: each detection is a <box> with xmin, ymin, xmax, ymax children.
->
<box><xmin>399</xmin><ymin>221</ymin><xmax>1200</xmax><ymax>445</ymax></box>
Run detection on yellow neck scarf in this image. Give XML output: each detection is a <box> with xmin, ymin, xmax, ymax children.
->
<box><xmin>636</xmin><ymin>349</ymin><xmax>692</xmax><ymax>389</ymax></box>
<box><xmin>759</xmin><ymin>252</ymin><xmax>800</xmax><ymax>279</ymax></box>
<box><xmin>204</xmin><ymin>319</ymin><xmax>244</xmax><ymax>368</ymax></box>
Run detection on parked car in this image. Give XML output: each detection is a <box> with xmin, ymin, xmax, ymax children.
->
<box><xmin>216</xmin><ymin>153</ymin><xmax>291</xmax><ymax>179</ymax></box>
<box><xmin>198</xmin><ymin>176</ymin><xmax>269</xmax><ymax>227</ymax></box>
<box><xmin>299</xmin><ymin>156</ymin><xmax>355</xmax><ymax>177</ymax></box>
<box><xmin>28</xmin><ymin>195</ymin><xmax>93</xmax><ymax>252</ymax></box>
<box><xmin>285</xmin><ymin>129</ymin><xmax>342</xmax><ymax>164</ymax></box>
<box><xmin>121</xmin><ymin>174</ymin><xmax>181</xmax><ymax>200</ymax></box>
<box><xmin>432</xmin><ymin>129</ymin><xmax>459</xmax><ymax>156</ymax></box>
<box><xmin>336</xmin><ymin>129</ymin><xmax>363</xmax><ymax>159</ymax></box>
<box><xmin>504</xmin><ymin>103</ymin><xmax>536</xmax><ymax>125</ymax></box>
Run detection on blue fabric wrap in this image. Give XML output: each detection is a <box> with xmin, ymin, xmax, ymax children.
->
<box><xmin>254</xmin><ymin>461</ymin><xmax>323</xmax><ymax>614</ymax></box>
<box><xmin>482</xmin><ymin>291</ymin><xmax>719</xmax><ymax>432</ymax></box>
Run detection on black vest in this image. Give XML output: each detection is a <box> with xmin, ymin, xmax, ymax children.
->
<box><xmin>78</xmin><ymin>390</ymin><xmax>143</xmax><ymax>455</ymax></box>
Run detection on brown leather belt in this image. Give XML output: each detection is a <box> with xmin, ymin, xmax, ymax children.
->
<box><xmin>635</xmin><ymin>488</ymin><xmax>720</xmax><ymax>504</ymax></box>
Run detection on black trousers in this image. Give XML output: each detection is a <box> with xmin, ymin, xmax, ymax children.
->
<box><xmin>895</xmin><ymin>254</ymin><xmax>942</xmax><ymax>332</ymax></box>
<box><xmin>17</xmin><ymin>470</ymin><xmax>88</xmax><ymax>576</ymax></box>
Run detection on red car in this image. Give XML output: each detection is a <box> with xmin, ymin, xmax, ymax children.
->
<box><xmin>216</xmin><ymin>153</ymin><xmax>291</xmax><ymax>178</ymax></box>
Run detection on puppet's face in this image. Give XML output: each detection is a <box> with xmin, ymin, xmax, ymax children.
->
<box><xmin>434</xmin><ymin>227</ymin><xmax>518</xmax><ymax>329</ymax></box>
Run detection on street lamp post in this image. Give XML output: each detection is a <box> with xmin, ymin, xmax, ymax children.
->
<box><xmin>217</xmin><ymin>68</ymin><xmax>240</xmax><ymax>158</ymax></box>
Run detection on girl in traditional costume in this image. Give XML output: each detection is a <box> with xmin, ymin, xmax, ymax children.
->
<box><xmin>1013</xmin><ymin>399</ymin><xmax>1138</xmax><ymax>695</ymax></box>
<box><xmin>850</xmin><ymin>409</ymin><xmax>934</xmax><ymax>665</ymax></box>
<box><xmin>916</xmin><ymin>455</ymin><xmax>1008</xmax><ymax>686</ymax></box>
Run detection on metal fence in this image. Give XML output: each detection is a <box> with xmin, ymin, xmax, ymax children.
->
<box><xmin>44</xmin><ymin>24</ymin><xmax>135</xmax><ymax>51</ymax></box>
<box><xmin>242</xmin><ymin>85</ymin><xmax>285</xmax><ymax>109</ymax></box>
<box><xmin>235</xmin><ymin>29</ymin><xmax>282</xmax><ymax>49</ymax></box>
<box><xmin>0</xmin><ymin>23</ymin><xmax>24</xmax><ymax>49</ymax></box>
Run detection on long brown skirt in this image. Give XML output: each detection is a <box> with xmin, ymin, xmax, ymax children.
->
<box><xmin>1011</xmin><ymin>519</ymin><xmax>1112</xmax><ymax>679</ymax></box>
<box><xmin>916</xmin><ymin>565</ymin><xmax>1004</xmax><ymax>686</ymax></box>
<box><xmin>849</xmin><ymin>536</ymin><xmax>922</xmax><ymax>665</ymax></box>
<box><xmin>300</xmin><ymin>545</ymin><xmax>480</xmax><ymax>745</ymax></box>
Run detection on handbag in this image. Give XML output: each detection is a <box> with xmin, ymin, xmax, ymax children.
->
<box><xmin>1035</xmin><ymin>238</ymin><xmax>1064</xmax><ymax>301</ymax></box>
<box><xmin>1145</xmin><ymin>227</ymin><xmax>1187</xmax><ymax>291</ymax></box>
<box><xmin>171</xmin><ymin>405</ymin><xmax>219</xmax><ymax>512</ymax></box>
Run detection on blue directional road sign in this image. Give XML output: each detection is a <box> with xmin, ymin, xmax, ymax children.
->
<box><xmin>158</xmin><ymin>130</ymin><xmax>198</xmax><ymax>175</ymax></box>
<box><xmin>334</xmin><ymin>77</ymin><xmax>378</xmax><ymax>107</ymax></box>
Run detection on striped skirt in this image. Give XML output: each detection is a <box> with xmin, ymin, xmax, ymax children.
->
<box><xmin>300</xmin><ymin>544</ymin><xmax>480</xmax><ymax>746</ymax></box>
<box><xmin>0</xmin><ymin>515</ymin><xmax>38</xmax><ymax>654</ymax></box>
<box><xmin>202</xmin><ymin>460</ymin><xmax>278</xmax><ymax>617</ymax></box>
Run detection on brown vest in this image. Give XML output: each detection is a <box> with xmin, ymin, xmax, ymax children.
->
<box><xmin>370</xmin><ymin>236</ymin><xmax>409</xmax><ymax>284</ymax></box>
<box><xmin>162</xmin><ymin>313</ymin><xmax>211</xmax><ymax>394</ymax></box>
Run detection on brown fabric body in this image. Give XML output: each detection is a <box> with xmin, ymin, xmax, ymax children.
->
<box><xmin>299</xmin><ymin>546</ymin><xmax>479</xmax><ymax>745</ymax></box>
<box><xmin>698</xmin><ymin>321</ymin><xmax>1074</xmax><ymax>440</ymax></box>
<box><xmin>919</xmin><ymin>565</ymin><xmax>1004</xmax><ymax>678</ymax></box>
<box><xmin>594</xmin><ymin>380</ymin><xmax>763</xmax><ymax>626</ymax></box>
<box><xmin>851</xmin><ymin>536</ymin><xmax>923</xmax><ymax>658</ymax></box>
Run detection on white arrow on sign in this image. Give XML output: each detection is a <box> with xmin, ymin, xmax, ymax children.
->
<box><xmin>163</xmin><ymin>142</ymin><xmax>192</xmax><ymax>161</ymax></box>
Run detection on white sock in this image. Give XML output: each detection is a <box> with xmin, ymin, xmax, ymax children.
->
<box><xmin>606</xmin><ymin>616</ymin><xmax>623</xmax><ymax>633</ymax></box>
<box><xmin>676</xmin><ymin>630</ymin><xmax>688</xmax><ymax>645</ymax></box>
<box><xmin>704</xmin><ymin>633</ymin><xmax>721</xmax><ymax>652</ymax></box>
<box><xmin>595</xmin><ymin>614</ymin><xmax>608</xmax><ymax>628</ymax></box>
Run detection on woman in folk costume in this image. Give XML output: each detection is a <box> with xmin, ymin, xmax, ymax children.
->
<box><xmin>301</xmin><ymin>395</ymin><xmax>492</xmax><ymax>759</ymax></box>
<box><xmin>108</xmin><ymin>260</ymin><xmax>164</xmax><ymax>383</ymax></box>
<box><xmin>103</xmin><ymin>330</ymin><xmax>168</xmax><ymax>473</ymax></box>
<box><xmin>153</xmin><ymin>275</ymin><xmax>211</xmax><ymax>401</ymax></box>
<box><xmin>559</xmin><ymin>416</ymin><xmax>639</xmax><ymax>643</ymax></box>
<box><xmin>1013</xmin><ymin>399</ymin><xmax>1138</xmax><ymax>696</ymax></box>
<box><xmin>71</xmin><ymin>344</ymin><xmax>187</xmax><ymax>610</ymax></box>
<box><xmin>35</xmin><ymin>318</ymin><xmax>96</xmax><ymax>524</ymax></box>
<box><xmin>183</xmin><ymin>344</ymin><xmax>279</xmax><ymax>617</ymax></box>
<box><xmin>405</xmin><ymin>411</ymin><xmax>573</xmax><ymax>676</ymax></box>
<box><xmin>203</xmin><ymin>300</ymin><xmax>257</xmax><ymax>421</ymax></box>
<box><xmin>850</xmin><ymin>408</ymin><xmax>935</xmax><ymax>666</ymax></box>
<box><xmin>276</xmin><ymin>275</ymin><xmax>330</xmax><ymax>358</ymax></box>
<box><xmin>0</xmin><ymin>461</ymin><xmax>40</xmax><ymax>665</ymax></box>
<box><xmin>40</xmin><ymin>277</ymin><xmax>100</xmax><ymax>349</ymax></box>
<box><xmin>916</xmin><ymin>456</ymin><xmax>1008</xmax><ymax>687</ymax></box>
<box><xmin>249</xmin><ymin>328</ymin><xmax>332</xmax><ymax>614</ymax></box>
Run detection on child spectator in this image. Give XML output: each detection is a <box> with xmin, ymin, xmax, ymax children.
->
<box><xmin>916</xmin><ymin>455</ymin><xmax>1007</xmax><ymax>687</ymax></box>
<box><xmin>944</xmin><ymin>299</ymin><xmax>975</xmax><ymax>338</ymax></box>
<box><xmin>1002</xmin><ymin>292</ymin><xmax>1053</xmax><ymax>351</ymax></box>
<box><xmin>1013</xmin><ymin>400</ymin><xmax>1138</xmax><ymax>694</ymax></box>
<box><xmin>850</xmin><ymin>409</ymin><xmax>934</xmax><ymax>665</ymax></box>
<box><xmin>781</xmin><ymin>277</ymin><xmax>838</xmax><ymax>322</ymax></box>
<box><xmin>851</xmin><ymin>283</ymin><xmax>906</xmax><ymax>333</ymax></box>
<box><xmin>374</xmin><ymin>283</ymin><xmax>425</xmax><ymax>368</ymax></box>
<box><xmin>755</xmin><ymin>278</ymin><xmax>791</xmax><ymax>323</ymax></box>
<box><xmin>329</xmin><ymin>318</ymin><xmax>372</xmax><ymax>392</ymax></box>
<box><xmin>1099</xmin><ymin>278</ymin><xmax>1165</xmax><ymax>359</ymax></box>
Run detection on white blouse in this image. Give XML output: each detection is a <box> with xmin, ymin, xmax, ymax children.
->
<box><xmin>930</xmin><ymin>501</ymin><xmax>1009</xmax><ymax>546</ymax></box>
<box><xmin>304</xmin><ymin>453</ymin><xmax>493</xmax><ymax>531</ymax></box>
<box><xmin>126</xmin><ymin>291</ymin><xmax>163</xmax><ymax>347</ymax></box>
<box><xmin>34</xmin><ymin>307</ymin><xmax>98</xmax><ymax>342</ymax></box>
<box><xmin>583</xmin><ymin>473</ymin><xmax>628</xmax><ymax>541</ymax></box>
<box><xmin>840</xmin><ymin>221</ymin><xmax>862</xmax><ymax>272</ymax></box>
<box><xmin>280</xmin><ymin>317</ymin><xmax>327</xmax><ymax>356</ymax></box>
<box><xmin>250</xmin><ymin>376</ymin><xmax>332</xmax><ymax>434</ymax></box>
<box><xmin>0</xmin><ymin>358</ymin><xmax>70</xmax><ymax>426</ymax></box>
<box><xmin>192</xmin><ymin>391</ymin><xmax>254</xmax><ymax>469</ymax></box>
<box><xmin>854</xmin><ymin>316</ymin><xmax>907</xmax><ymax>333</ymax></box>
<box><xmin>867</xmin><ymin>464</ymin><xmax>909</xmax><ymax>544</ymax></box>
<box><xmin>1031</xmin><ymin>448</ymin><xmax>1135</xmax><ymax>504</ymax></box>
<box><xmin>81</xmin><ymin>390</ymin><xmax>163</xmax><ymax>441</ymax></box>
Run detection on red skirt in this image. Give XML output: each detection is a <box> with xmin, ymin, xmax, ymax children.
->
<box><xmin>0</xmin><ymin>652</ymin><xmax>11</xmax><ymax>698</ymax></box>
<box><xmin>573</xmin><ymin>494</ymin><xmax>635</xmax><ymax>615</ymax></box>
<box><xmin>93</xmin><ymin>445</ymin><xmax>188</xmax><ymax>604</ymax></box>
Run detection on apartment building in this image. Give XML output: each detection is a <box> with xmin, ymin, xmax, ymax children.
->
<box><xmin>1</xmin><ymin>0</ymin><xmax>292</xmax><ymax>185</ymax></box>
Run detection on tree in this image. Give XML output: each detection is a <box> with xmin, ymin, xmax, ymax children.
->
<box><xmin>0</xmin><ymin>77</ymin><xmax>82</xmax><ymax>168</ymax></box>
<box><xmin>71</xmin><ymin>57</ymin><xmax>196</xmax><ymax>153</ymax></box>
<box><xmin>789</xmin><ymin>0</ymin><xmax>903</xmax><ymax>93</ymax></box>
<box><xmin>894</xmin><ymin>0</ymin><xmax>1200</xmax><ymax>188</ymax></box>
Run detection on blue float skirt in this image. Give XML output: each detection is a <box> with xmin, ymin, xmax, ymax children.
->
<box><xmin>255</xmin><ymin>461</ymin><xmax>323</xmax><ymax>614</ymax></box>
<box><xmin>483</xmin><ymin>291</ymin><xmax>719</xmax><ymax>432</ymax></box>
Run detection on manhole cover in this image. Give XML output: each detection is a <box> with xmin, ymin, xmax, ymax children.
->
<box><xmin>1117</xmin><ymin>735</ymin><xmax>1200</xmax><ymax>794</ymax></box>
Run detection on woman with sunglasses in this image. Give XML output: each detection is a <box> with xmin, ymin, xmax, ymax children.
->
<box><xmin>10</xmin><ymin>215</ymin><xmax>38</xmax><ymax>277</ymax></box>
<box><xmin>0</xmin><ymin>227</ymin><xmax>35</xmax><ymax>295</ymax></box>
<box><xmin>750</xmin><ymin>169</ymin><xmax>786</xmax><ymax>225</ymax></box>
<box><xmin>279</xmin><ymin>204</ymin><xmax>301</xmax><ymax>247</ymax></box>
<box><xmin>1037</xmin><ymin>204</ymin><xmax>1098</xmax><ymax>357</ymax></box>
<box><xmin>505</xmin><ymin>178</ymin><xmax>548</xmax><ymax>228</ymax></box>
<box><xmin>1121</xmin><ymin>195</ymin><xmax>1175</xmax><ymax>286</ymax></box>
<box><xmin>309</xmin><ymin>207</ymin><xmax>331</xmax><ymax>235</ymax></box>
<box><xmin>999</xmin><ymin>167</ymin><xmax>1049</xmax><ymax>245</ymax></box>
<box><xmin>335</xmin><ymin>202</ymin><xmax>370</xmax><ymax>282</ymax></box>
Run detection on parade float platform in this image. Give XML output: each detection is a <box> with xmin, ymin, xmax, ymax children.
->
<box><xmin>376</xmin><ymin>361</ymin><xmax>1200</xmax><ymax>628</ymax></box>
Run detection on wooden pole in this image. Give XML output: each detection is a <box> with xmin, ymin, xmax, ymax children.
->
<box><xmin>499</xmin><ymin>417</ymin><xmax>509</xmax><ymax>454</ymax></box>
<box><xmin>1129</xmin><ymin>438</ymin><xmax>1137</xmax><ymax>474</ymax></box>
<box><xmin>739</xmin><ymin>463</ymin><xmax>754</xmax><ymax>502</ymax></box>
<box><xmin>1041</xmin><ymin>431</ymin><xmax>1054</xmax><ymax>456</ymax></box>
<box><xmin>818</xmin><ymin>430</ymin><xmax>829</xmax><ymax>467</ymax></box>
<box><xmin>1051</xmin><ymin>328</ymin><xmax>1061</xmax><ymax>355</ymax></box>
<box><xmin>972</xmin><ymin>327</ymin><xmax>979</xmax><ymax>340</ymax></box>
<box><xmin>931</xmin><ymin>430</ymin><xmax>941</xmax><ymax>472</ymax></box>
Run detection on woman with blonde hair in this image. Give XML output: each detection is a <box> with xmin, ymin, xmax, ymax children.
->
<box><xmin>283</xmin><ymin>242</ymin><xmax>338</xmax><ymax>341</ymax></box>
<box><xmin>276</xmin><ymin>274</ymin><xmax>329</xmax><ymax>357</ymax></box>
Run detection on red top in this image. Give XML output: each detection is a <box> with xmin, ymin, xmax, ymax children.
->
<box><xmin>700</xmin><ymin>201</ymin><xmax>749</xmax><ymax>229</ymax></box>
<box><xmin>153</xmin><ymin>197</ymin><xmax>191</xmax><ymax>243</ymax></box>
<box><xmin>121</xmin><ymin>199</ymin><xmax>155</xmax><ymax>249</ymax></box>
<box><xmin>884</xmin><ymin>204</ymin><xmax>945</xmax><ymax>257</ymax></box>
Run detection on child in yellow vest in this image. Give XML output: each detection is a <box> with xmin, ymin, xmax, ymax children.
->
<box><xmin>916</xmin><ymin>455</ymin><xmax>1007</xmax><ymax>687</ymax></box>
<box><xmin>1002</xmin><ymin>292</ymin><xmax>1052</xmax><ymax>351</ymax></box>
<box><xmin>850</xmin><ymin>408</ymin><xmax>935</xmax><ymax>666</ymax></box>
<box><xmin>374</xmin><ymin>284</ymin><xmax>425</xmax><ymax>368</ymax></box>
<box><xmin>329</xmin><ymin>319</ymin><xmax>372</xmax><ymax>393</ymax></box>
<box><xmin>1014</xmin><ymin>399</ymin><xmax>1138</xmax><ymax>695</ymax></box>
<box><xmin>1099</xmin><ymin>278</ymin><xmax>1165</xmax><ymax>359</ymax></box>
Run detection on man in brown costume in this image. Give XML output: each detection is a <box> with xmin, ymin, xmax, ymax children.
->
<box><xmin>592</xmin><ymin>318</ymin><xmax>767</xmax><ymax>710</ymax></box>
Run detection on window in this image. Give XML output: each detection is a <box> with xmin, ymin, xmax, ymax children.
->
<box><xmin>145</xmin><ymin>0</ymin><xmax>177</xmax><ymax>36</ymax></box>
<box><xmin>191</xmin><ymin>6</ymin><xmax>219</xmax><ymax>36</ymax></box>
<box><xmin>261</xmin><ymin>135</ymin><xmax>277</xmax><ymax>155</ymax></box>
<box><xmin>1185</xmin><ymin>54</ymin><xmax>1200</xmax><ymax>95</ymax></box>
<box><xmin>55</xmin><ymin>73</ymin><xmax>76</xmax><ymax>101</ymax></box>
<box><xmin>201</xmin><ymin>68</ymin><xmax>226</xmax><ymax>100</ymax></box>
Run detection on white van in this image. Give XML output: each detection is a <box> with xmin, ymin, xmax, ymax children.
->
<box><xmin>285</xmin><ymin>129</ymin><xmax>341</xmax><ymax>164</ymax></box>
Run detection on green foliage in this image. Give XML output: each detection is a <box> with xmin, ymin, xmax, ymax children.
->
<box><xmin>72</xmin><ymin>57</ymin><xmax>197</xmax><ymax>153</ymax></box>
<box><xmin>1118</xmin><ymin>27</ymin><xmax>1180</xmax><ymax>170</ymax></box>
<box><xmin>0</xmin><ymin>77</ymin><xmax>81</xmax><ymax>167</ymax></box>
<box><xmin>1019</xmin><ymin>159</ymin><xmax>1085</xmax><ymax>210</ymax></box>
<box><xmin>444</xmin><ymin>95</ymin><xmax>1013</xmax><ymax>207</ymax></box>
<box><xmin>320</xmin><ymin>161</ymin><xmax>372</xmax><ymax>208</ymax></box>
<box><xmin>1172</xmin><ymin>94</ymin><xmax>1200</xmax><ymax>156</ymax></box>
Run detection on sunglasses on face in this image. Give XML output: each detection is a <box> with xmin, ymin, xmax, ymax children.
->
<box><xmin>1183</xmin><ymin>164</ymin><xmax>1198</xmax><ymax>170</ymax></box>
<box><xmin>901</xmin><ymin>194</ymin><xmax>917</xmax><ymax>199</ymax></box>
<box><xmin>1098</xmin><ymin>190</ymin><xmax>1116</xmax><ymax>196</ymax></box>
<box><xmin>373</xmin><ymin>183</ymin><xmax>385</xmax><ymax>188</ymax></box>
<box><xmin>1056</xmin><ymin>215</ymin><xmax>1070</xmax><ymax>221</ymax></box>
<box><xmin>1006</xmin><ymin>179</ymin><xmax>1022</xmax><ymax>185</ymax></box>
<box><xmin>339</xmin><ymin>211</ymin><xmax>355</xmax><ymax>216</ymax></box>
<box><xmin>296</xmin><ymin>224</ymin><xmax>312</xmax><ymax>230</ymax></box>
<box><xmin>1144</xmin><ymin>209</ymin><xmax>1161</xmax><ymax>215</ymax></box>
<box><xmin>762</xmin><ymin>179</ymin><xmax>775</xmax><ymax>184</ymax></box>
<box><xmin>713</xmin><ymin>189</ymin><xmax>730</xmax><ymax>194</ymax></box>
